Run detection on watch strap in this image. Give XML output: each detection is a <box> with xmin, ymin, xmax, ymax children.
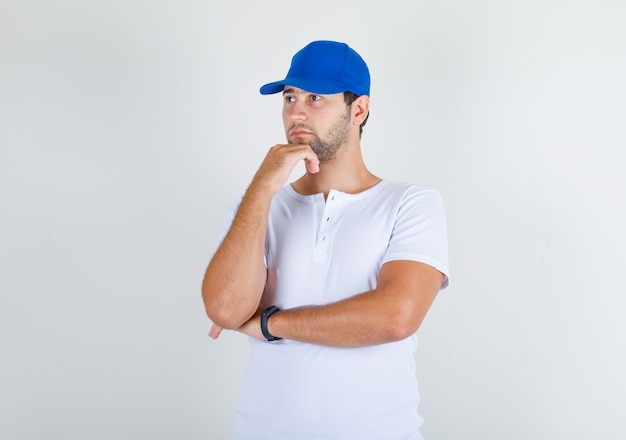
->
<box><xmin>260</xmin><ymin>305</ymin><xmax>282</xmax><ymax>341</ymax></box>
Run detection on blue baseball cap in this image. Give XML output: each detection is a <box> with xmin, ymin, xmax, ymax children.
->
<box><xmin>260</xmin><ymin>40</ymin><xmax>370</xmax><ymax>96</ymax></box>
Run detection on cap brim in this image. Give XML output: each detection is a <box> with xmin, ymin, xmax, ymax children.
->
<box><xmin>260</xmin><ymin>77</ymin><xmax>348</xmax><ymax>95</ymax></box>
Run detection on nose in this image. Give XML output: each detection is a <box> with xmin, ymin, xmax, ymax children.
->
<box><xmin>285</xmin><ymin>99</ymin><xmax>308</xmax><ymax>122</ymax></box>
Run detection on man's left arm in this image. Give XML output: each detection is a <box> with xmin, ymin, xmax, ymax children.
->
<box><xmin>233</xmin><ymin>259</ymin><xmax>443</xmax><ymax>347</ymax></box>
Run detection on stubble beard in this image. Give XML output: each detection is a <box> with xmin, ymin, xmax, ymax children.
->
<box><xmin>288</xmin><ymin>109</ymin><xmax>351</xmax><ymax>162</ymax></box>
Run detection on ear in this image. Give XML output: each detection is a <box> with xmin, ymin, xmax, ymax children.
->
<box><xmin>352</xmin><ymin>95</ymin><xmax>370</xmax><ymax>126</ymax></box>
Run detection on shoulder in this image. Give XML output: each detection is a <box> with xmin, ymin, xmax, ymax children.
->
<box><xmin>377</xmin><ymin>180</ymin><xmax>445</xmax><ymax>206</ymax></box>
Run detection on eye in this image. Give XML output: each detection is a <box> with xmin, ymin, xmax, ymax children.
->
<box><xmin>284</xmin><ymin>96</ymin><xmax>295</xmax><ymax>103</ymax></box>
<box><xmin>311</xmin><ymin>95</ymin><xmax>322</xmax><ymax>102</ymax></box>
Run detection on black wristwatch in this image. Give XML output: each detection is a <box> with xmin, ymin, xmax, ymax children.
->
<box><xmin>260</xmin><ymin>305</ymin><xmax>282</xmax><ymax>341</ymax></box>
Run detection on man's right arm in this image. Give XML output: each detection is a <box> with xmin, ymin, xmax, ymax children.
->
<box><xmin>202</xmin><ymin>143</ymin><xmax>320</xmax><ymax>329</ymax></box>
<box><xmin>202</xmin><ymin>183</ymin><xmax>272</xmax><ymax>329</ymax></box>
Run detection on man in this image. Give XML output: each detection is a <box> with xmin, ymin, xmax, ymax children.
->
<box><xmin>202</xmin><ymin>40</ymin><xmax>449</xmax><ymax>439</ymax></box>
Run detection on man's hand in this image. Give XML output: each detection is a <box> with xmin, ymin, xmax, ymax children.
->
<box><xmin>250</xmin><ymin>143</ymin><xmax>320</xmax><ymax>195</ymax></box>
<box><xmin>234</xmin><ymin>311</ymin><xmax>264</xmax><ymax>340</ymax></box>
<box><xmin>208</xmin><ymin>310</ymin><xmax>265</xmax><ymax>341</ymax></box>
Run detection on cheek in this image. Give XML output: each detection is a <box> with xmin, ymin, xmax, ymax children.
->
<box><xmin>281</xmin><ymin>110</ymin><xmax>290</xmax><ymax>129</ymax></box>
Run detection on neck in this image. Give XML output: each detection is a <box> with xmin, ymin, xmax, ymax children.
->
<box><xmin>291</xmin><ymin>140</ymin><xmax>380</xmax><ymax>199</ymax></box>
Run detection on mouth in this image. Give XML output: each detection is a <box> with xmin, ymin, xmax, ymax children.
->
<box><xmin>288</xmin><ymin>124</ymin><xmax>313</xmax><ymax>138</ymax></box>
<box><xmin>291</xmin><ymin>129</ymin><xmax>311</xmax><ymax>138</ymax></box>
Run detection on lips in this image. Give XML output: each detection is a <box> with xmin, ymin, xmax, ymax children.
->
<box><xmin>289</xmin><ymin>124</ymin><xmax>313</xmax><ymax>138</ymax></box>
<box><xmin>291</xmin><ymin>130</ymin><xmax>311</xmax><ymax>137</ymax></box>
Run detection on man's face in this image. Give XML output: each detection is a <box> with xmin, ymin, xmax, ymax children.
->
<box><xmin>282</xmin><ymin>86</ymin><xmax>352</xmax><ymax>162</ymax></box>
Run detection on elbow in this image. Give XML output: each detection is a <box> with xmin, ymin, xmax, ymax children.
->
<box><xmin>206</xmin><ymin>311</ymin><xmax>240</xmax><ymax>330</ymax></box>
<box><xmin>385</xmin><ymin>310</ymin><xmax>424</xmax><ymax>342</ymax></box>
<box><xmin>202</xmin><ymin>280</ymin><xmax>241</xmax><ymax>329</ymax></box>
<box><xmin>202</xmin><ymin>261</ymin><xmax>265</xmax><ymax>330</ymax></box>
<box><xmin>386</xmin><ymin>323</ymin><xmax>417</xmax><ymax>342</ymax></box>
<box><xmin>203</xmin><ymin>287</ymin><xmax>253</xmax><ymax>330</ymax></box>
<box><xmin>205</xmin><ymin>302</ymin><xmax>246</xmax><ymax>330</ymax></box>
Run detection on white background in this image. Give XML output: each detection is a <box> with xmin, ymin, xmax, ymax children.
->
<box><xmin>1</xmin><ymin>1</ymin><xmax>625</xmax><ymax>439</ymax></box>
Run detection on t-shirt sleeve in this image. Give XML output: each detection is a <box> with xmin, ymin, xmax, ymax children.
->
<box><xmin>382</xmin><ymin>186</ymin><xmax>450</xmax><ymax>289</ymax></box>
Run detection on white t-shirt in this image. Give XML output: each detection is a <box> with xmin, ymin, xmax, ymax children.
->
<box><xmin>219</xmin><ymin>180</ymin><xmax>449</xmax><ymax>440</ymax></box>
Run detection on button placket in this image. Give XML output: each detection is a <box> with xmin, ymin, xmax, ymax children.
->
<box><xmin>318</xmin><ymin>191</ymin><xmax>340</xmax><ymax>246</ymax></box>
<box><xmin>313</xmin><ymin>192</ymin><xmax>340</xmax><ymax>263</ymax></box>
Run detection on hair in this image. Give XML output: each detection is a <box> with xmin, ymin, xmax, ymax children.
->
<box><xmin>343</xmin><ymin>92</ymin><xmax>369</xmax><ymax>138</ymax></box>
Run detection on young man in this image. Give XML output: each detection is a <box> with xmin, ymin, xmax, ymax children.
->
<box><xmin>202</xmin><ymin>40</ymin><xmax>449</xmax><ymax>439</ymax></box>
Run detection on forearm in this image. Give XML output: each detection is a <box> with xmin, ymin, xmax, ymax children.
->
<box><xmin>202</xmin><ymin>184</ymin><xmax>272</xmax><ymax>328</ymax></box>
<box><xmin>269</xmin><ymin>293</ymin><xmax>404</xmax><ymax>347</ymax></box>
<box><xmin>266</xmin><ymin>291</ymin><xmax>428</xmax><ymax>347</ymax></box>
<box><xmin>260</xmin><ymin>261</ymin><xmax>443</xmax><ymax>347</ymax></box>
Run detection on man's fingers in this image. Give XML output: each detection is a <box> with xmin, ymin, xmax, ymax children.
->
<box><xmin>253</xmin><ymin>143</ymin><xmax>320</xmax><ymax>193</ymax></box>
<box><xmin>283</xmin><ymin>143</ymin><xmax>319</xmax><ymax>174</ymax></box>
<box><xmin>209</xmin><ymin>324</ymin><xmax>223</xmax><ymax>339</ymax></box>
<box><xmin>304</xmin><ymin>156</ymin><xmax>320</xmax><ymax>174</ymax></box>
